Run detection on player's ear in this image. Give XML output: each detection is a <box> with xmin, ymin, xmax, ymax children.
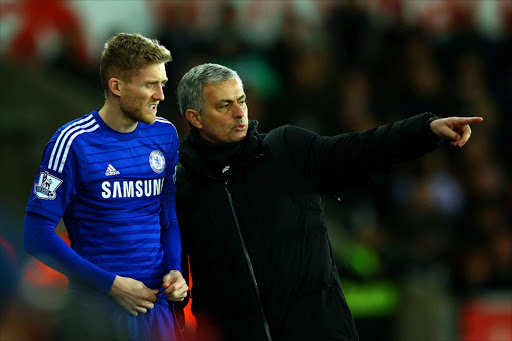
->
<box><xmin>108</xmin><ymin>78</ymin><xmax>122</xmax><ymax>97</ymax></box>
<box><xmin>185</xmin><ymin>109</ymin><xmax>202</xmax><ymax>129</ymax></box>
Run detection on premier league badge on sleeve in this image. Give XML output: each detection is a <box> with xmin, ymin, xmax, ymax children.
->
<box><xmin>34</xmin><ymin>171</ymin><xmax>63</xmax><ymax>200</ymax></box>
<box><xmin>149</xmin><ymin>150</ymin><xmax>166</xmax><ymax>174</ymax></box>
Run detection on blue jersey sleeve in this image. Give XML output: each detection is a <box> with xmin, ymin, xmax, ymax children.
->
<box><xmin>24</xmin><ymin>126</ymin><xmax>116</xmax><ymax>294</ymax></box>
<box><xmin>26</xmin><ymin>128</ymin><xmax>83</xmax><ymax>221</ymax></box>
<box><xmin>160</xmin><ymin>126</ymin><xmax>182</xmax><ymax>273</ymax></box>
<box><xmin>24</xmin><ymin>212</ymin><xmax>116</xmax><ymax>294</ymax></box>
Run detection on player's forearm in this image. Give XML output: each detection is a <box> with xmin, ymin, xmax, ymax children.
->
<box><xmin>23</xmin><ymin>212</ymin><xmax>116</xmax><ymax>294</ymax></box>
<box><xmin>161</xmin><ymin>220</ymin><xmax>182</xmax><ymax>273</ymax></box>
<box><xmin>160</xmin><ymin>177</ymin><xmax>182</xmax><ymax>273</ymax></box>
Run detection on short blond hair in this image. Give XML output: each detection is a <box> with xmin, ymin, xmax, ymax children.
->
<box><xmin>100</xmin><ymin>33</ymin><xmax>172</xmax><ymax>96</ymax></box>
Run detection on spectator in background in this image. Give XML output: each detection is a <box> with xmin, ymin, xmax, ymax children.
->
<box><xmin>2</xmin><ymin>0</ymin><xmax>89</xmax><ymax>69</ymax></box>
<box><xmin>23</xmin><ymin>33</ymin><xmax>187</xmax><ymax>341</ymax></box>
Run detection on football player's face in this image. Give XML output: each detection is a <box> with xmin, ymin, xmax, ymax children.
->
<box><xmin>119</xmin><ymin>63</ymin><xmax>167</xmax><ymax>125</ymax></box>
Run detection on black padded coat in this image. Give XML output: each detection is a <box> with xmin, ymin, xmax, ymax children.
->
<box><xmin>176</xmin><ymin>112</ymin><xmax>439</xmax><ymax>341</ymax></box>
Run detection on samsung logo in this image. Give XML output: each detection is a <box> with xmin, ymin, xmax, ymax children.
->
<box><xmin>101</xmin><ymin>179</ymin><xmax>164</xmax><ymax>199</ymax></box>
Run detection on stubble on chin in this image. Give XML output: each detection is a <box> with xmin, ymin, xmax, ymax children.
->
<box><xmin>141</xmin><ymin>113</ymin><xmax>157</xmax><ymax>125</ymax></box>
<box><xmin>122</xmin><ymin>106</ymin><xmax>156</xmax><ymax>125</ymax></box>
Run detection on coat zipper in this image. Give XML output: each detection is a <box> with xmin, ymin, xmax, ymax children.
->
<box><xmin>224</xmin><ymin>180</ymin><xmax>273</xmax><ymax>341</ymax></box>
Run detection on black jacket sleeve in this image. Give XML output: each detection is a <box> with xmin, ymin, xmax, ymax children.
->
<box><xmin>283</xmin><ymin>112</ymin><xmax>440</xmax><ymax>193</ymax></box>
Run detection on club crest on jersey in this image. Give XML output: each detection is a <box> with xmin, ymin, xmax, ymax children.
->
<box><xmin>34</xmin><ymin>171</ymin><xmax>63</xmax><ymax>200</ymax></box>
<box><xmin>149</xmin><ymin>150</ymin><xmax>166</xmax><ymax>174</ymax></box>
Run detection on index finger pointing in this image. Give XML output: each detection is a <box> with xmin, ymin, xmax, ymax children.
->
<box><xmin>460</xmin><ymin>117</ymin><xmax>484</xmax><ymax>124</ymax></box>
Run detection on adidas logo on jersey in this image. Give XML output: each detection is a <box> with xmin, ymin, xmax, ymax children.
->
<box><xmin>105</xmin><ymin>164</ymin><xmax>120</xmax><ymax>176</ymax></box>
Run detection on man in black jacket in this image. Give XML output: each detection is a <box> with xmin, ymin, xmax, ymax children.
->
<box><xmin>175</xmin><ymin>63</ymin><xmax>482</xmax><ymax>341</ymax></box>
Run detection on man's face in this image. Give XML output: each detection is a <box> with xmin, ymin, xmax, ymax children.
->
<box><xmin>197</xmin><ymin>78</ymin><xmax>249</xmax><ymax>143</ymax></box>
<box><xmin>119</xmin><ymin>63</ymin><xmax>167</xmax><ymax>125</ymax></box>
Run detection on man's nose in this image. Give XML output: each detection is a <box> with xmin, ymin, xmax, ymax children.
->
<box><xmin>153</xmin><ymin>84</ymin><xmax>165</xmax><ymax>101</ymax></box>
<box><xmin>233</xmin><ymin>103</ymin><xmax>245</xmax><ymax>118</ymax></box>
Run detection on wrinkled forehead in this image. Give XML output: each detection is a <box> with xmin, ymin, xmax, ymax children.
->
<box><xmin>203</xmin><ymin>78</ymin><xmax>244</xmax><ymax>98</ymax></box>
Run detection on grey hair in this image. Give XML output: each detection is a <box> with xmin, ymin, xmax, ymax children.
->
<box><xmin>177</xmin><ymin>63</ymin><xmax>243</xmax><ymax>117</ymax></box>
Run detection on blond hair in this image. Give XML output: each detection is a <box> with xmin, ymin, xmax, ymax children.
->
<box><xmin>100</xmin><ymin>33</ymin><xmax>172</xmax><ymax>96</ymax></box>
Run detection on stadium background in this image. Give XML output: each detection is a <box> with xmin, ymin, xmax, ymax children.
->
<box><xmin>0</xmin><ymin>1</ymin><xmax>511</xmax><ymax>340</ymax></box>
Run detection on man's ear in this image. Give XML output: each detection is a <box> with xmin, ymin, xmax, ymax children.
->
<box><xmin>185</xmin><ymin>109</ymin><xmax>202</xmax><ymax>129</ymax></box>
<box><xmin>108</xmin><ymin>78</ymin><xmax>122</xmax><ymax>97</ymax></box>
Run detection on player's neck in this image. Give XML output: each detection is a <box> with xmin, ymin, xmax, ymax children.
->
<box><xmin>98</xmin><ymin>102</ymin><xmax>138</xmax><ymax>133</ymax></box>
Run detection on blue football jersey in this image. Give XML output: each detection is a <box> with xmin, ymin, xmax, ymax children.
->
<box><xmin>26</xmin><ymin>110</ymin><xmax>180</xmax><ymax>291</ymax></box>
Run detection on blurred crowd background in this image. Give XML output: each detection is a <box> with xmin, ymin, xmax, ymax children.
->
<box><xmin>1</xmin><ymin>1</ymin><xmax>511</xmax><ymax>340</ymax></box>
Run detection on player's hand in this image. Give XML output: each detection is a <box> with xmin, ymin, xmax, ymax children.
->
<box><xmin>162</xmin><ymin>270</ymin><xmax>188</xmax><ymax>302</ymax></box>
<box><xmin>109</xmin><ymin>275</ymin><xmax>158</xmax><ymax>316</ymax></box>
<box><xmin>430</xmin><ymin>116</ymin><xmax>483</xmax><ymax>147</ymax></box>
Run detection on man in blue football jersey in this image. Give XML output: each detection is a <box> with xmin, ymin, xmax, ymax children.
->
<box><xmin>24</xmin><ymin>33</ymin><xmax>187</xmax><ymax>341</ymax></box>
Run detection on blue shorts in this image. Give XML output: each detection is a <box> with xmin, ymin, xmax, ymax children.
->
<box><xmin>112</xmin><ymin>294</ymin><xmax>178</xmax><ymax>341</ymax></box>
<box><xmin>54</xmin><ymin>292</ymin><xmax>180</xmax><ymax>341</ymax></box>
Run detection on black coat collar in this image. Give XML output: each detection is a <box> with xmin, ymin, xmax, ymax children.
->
<box><xmin>179</xmin><ymin>121</ymin><xmax>264</xmax><ymax>179</ymax></box>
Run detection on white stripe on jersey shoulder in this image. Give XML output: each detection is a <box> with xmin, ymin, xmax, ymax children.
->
<box><xmin>155</xmin><ymin>116</ymin><xmax>171</xmax><ymax>124</ymax></box>
<box><xmin>48</xmin><ymin>114</ymin><xmax>100</xmax><ymax>173</ymax></box>
<box><xmin>155</xmin><ymin>116</ymin><xmax>178</xmax><ymax>137</ymax></box>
